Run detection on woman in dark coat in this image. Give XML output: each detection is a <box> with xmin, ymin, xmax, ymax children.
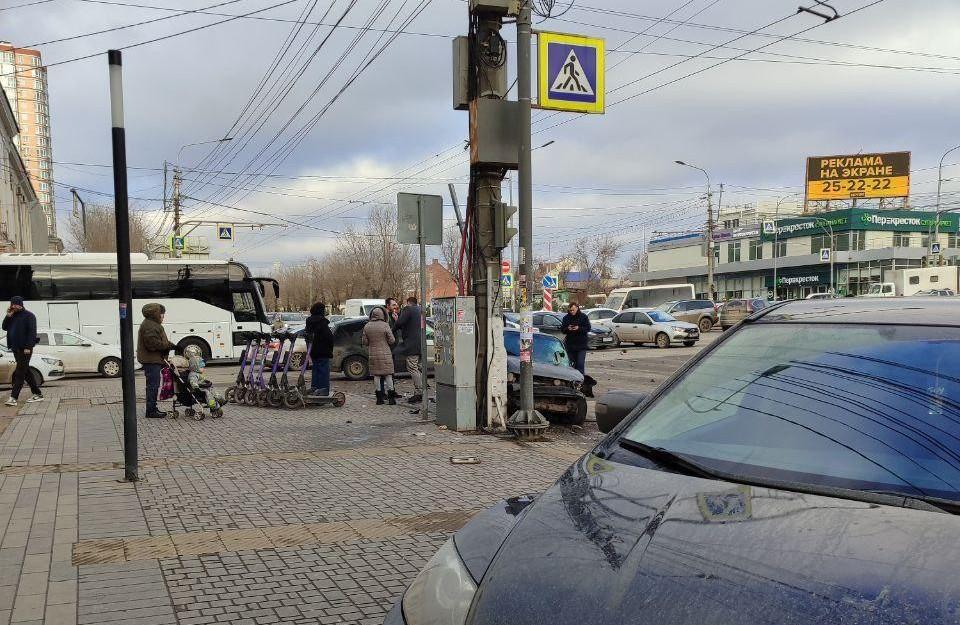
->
<box><xmin>304</xmin><ymin>302</ymin><xmax>335</xmax><ymax>396</ymax></box>
<box><xmin>561</xmin><ymin>302</ymin><xmax>591</xmax><ymax>375</ymax></box>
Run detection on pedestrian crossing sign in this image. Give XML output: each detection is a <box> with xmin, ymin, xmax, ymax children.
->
<box><xmin>537</xmin><ymin>31</ymin><xmax>604</xmax><ymax>114</ymax></box>
<box><xmin>217</xmin><ymin>225</ymin><xmax>233</xmax><ymax>240</ymax></box>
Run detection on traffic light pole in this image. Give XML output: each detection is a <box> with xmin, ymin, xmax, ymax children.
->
<box><xmin>507</xmin><ymin>1</ymin><xmax>548</xmax><ymax>438</ymax></box>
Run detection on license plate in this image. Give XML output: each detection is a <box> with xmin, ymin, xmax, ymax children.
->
<box><xmin>602</xmin><ymin>337</ymin><xmax>613</xmax><ymax>343</ymax></box>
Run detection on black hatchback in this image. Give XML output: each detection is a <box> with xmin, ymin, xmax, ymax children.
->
<box><xmin>386</xmin><ymin>298</ymin><xmax>960</xmax><ymax>625</ymax></box>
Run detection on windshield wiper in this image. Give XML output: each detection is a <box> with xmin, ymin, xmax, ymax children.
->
<box><xmin>618</xmin><ymin>439</ymin><xmax>722</xmax><ymax>480</ymax></box>
<box><xmin>617</xmin><ymin>440</ymin><xmax>960</xmax><ymax>515</ymax></box>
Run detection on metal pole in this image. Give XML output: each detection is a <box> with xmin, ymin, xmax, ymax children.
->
<box><xmin>108</xmin><ymin>50</ymin><xmax>138</xmax><ymax>483</ymax></box>
<box><xmin>508</xmin><ymin>0</ymin><xmax>548</xmax><ymax>437</ymax></box>
<box><xmin>936</xmin><ymin>145</ymin><xmax>960</xmax><ymax>265</ymax></box>
<box><xmin>508</xmin><ymin>173</ymin><xmax>515</xmax><ymax>312</ymax></box>
<box><xmin>706</xmin><ymin>181</ymin><xmax>714</xmax><ymax>301</ymax></box>
<box><xmin>418</xmin><ymin>198</ymin><xmax>429</xmax><ymax>421</ymax></box>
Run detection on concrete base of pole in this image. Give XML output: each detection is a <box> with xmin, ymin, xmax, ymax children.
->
<box><xmin>507</xmin><ymin>408</ymin><xmax>549</xmax><ymax>439</ymax></box>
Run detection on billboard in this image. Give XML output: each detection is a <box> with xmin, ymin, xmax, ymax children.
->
<box><xmin>806</xmin><ymin>151</ymin><xmax>910</xmax><ymax>201</ymax></box>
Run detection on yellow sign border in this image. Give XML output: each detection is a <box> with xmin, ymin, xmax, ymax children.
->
<box><xmin>537</xmin><ymin>30</ymin><xmax>605</xmax><ymax>114</ymax></box>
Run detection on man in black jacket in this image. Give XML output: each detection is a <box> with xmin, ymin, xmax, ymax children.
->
<box><xmin>395</xmin><ymin>296</ymin><xmax>424</xmax><ymax>404</ymax></box>
<box><xmin>2</xmin><ymin>296</ymin><xmax>43</xmax><ymax>406</ymax></box>
<box><xmin>561</xmin><ymin>302</ymin><xmax>591</xmax><ymax>375</ymax></box>
<box><xmin>304</xmin><ymin>302</ymin><xmax>334</xmax><ymax>396</ymax></box>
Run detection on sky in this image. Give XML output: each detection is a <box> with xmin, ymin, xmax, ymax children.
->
<box><xmin>4</xmin><ymin>0</ymin><xmax>960</xmax><ymax>271</ymax></box>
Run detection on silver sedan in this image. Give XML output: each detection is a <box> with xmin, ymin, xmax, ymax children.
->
<box><xmin>609</xmin><ymin>308</ymin><xmax>701</xmax><ymax>348</ymax></box>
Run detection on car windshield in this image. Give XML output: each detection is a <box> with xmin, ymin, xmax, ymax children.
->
<box><xmin>504</xmin><ymin>333</ymin><xmax>570</xmax><ymax>366</ymax></box>
<box><xmin>621</xmin><ymin>323</ymin><xmax>960</xmax><ymax>502</ymax></box>
<box><xmin>606</xmin><ymin>294</ymin><xmax>625</xmax><ymax>311</ymax></box>
<box><xmin>647</xmin><ymin>311</ymin><xmax>676</xmax><ymax>323</ymax></box>
<box><xmin>655</xmin><ymin>302</ymin><xmax>675</xmax><ymax>312</ymax></box>
<box><xmin>868</xmin><ymin>284</ymin><xmax>884</xmax><ymax>294</ymax></box>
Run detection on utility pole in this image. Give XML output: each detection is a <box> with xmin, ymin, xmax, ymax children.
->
<box><xmin>172</xmin><ymin>167</ymin><xmax>182</xmax><ymax>258</ymax></box>
<box><xmin>507</xmin><ymin>0</ymin><xmax>548</xmax><ymax>438</ymax></box>
<box><xmin>108</xmin><ymin>50</ymin><xmax>138</xmax><ymax>483</ymax></box>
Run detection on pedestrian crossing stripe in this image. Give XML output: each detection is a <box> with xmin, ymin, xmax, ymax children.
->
<box><xmin>537</xmin><ymin>30</ymin><xmax>605</xmax><ymax>114</ymax></box>
<box><xmin>549</xmin><ymin>50</ymin><xmax>594</xmax><ymax>96</ymax></box>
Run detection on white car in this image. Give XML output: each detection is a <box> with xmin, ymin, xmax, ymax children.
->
<box><xmin>32</xmin><ymin>329</ymin><xmax>135</xmax><ymax>377</ymax></box>
<box><xmin>609</xmin><ymin>307</ymin><xmax>701</xmax><ymax>348</ymax></box>
<box><xmin>582</xmin><ymin>307</ymin><xmax>619</xmax><ymax>329</ymax></box>
<box><xmin>0</xmin><ymin>344</ymin><xmax>63</xmax><ymax>387</ymax></box>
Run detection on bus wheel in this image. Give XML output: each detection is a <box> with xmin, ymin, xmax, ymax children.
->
<box><xmin>177</xmin><ymin>338</ymin><xmax>211</xmax><ymax>361</ymax></box>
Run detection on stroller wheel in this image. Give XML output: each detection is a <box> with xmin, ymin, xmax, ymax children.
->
<box><xmin>170</xmin><ymin>409</ymin><xmax>180</xmax><ymax>419</ymax></box>
<box><xmin>283</xmin><ymin>389</ymin><xmax>305</xmax><ymax>409</ymax></box>
<box><xmin>332</xmin><ymin>392</ymin><xmax>346</xmax><ymax>408</ymax></box>
<box><xmin>224</xmin><ymin>386</ymin><xmax>236</xmax><ymax>404</ymax></box>
<box><xmin>192</xmin><ymin>409</ymin><xmax>205</xmax><ymax>421</ymax></box>
<box><xmin>212</xmin><ymin>408</ymin><xmax>224</xmax><ymax>419</ymax></box>
<box><xmin>256</xmin><ymin>389</ymin><xmax>269</xmax><ymax>407</ymax></box>
<box><xmin>185</xmin><ymin>407</ymin><xmax>195</xmax><ymax>418</ymax></box>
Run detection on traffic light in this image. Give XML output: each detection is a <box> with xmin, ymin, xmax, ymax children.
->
<box><xmin>493</xmin><ymin>200</ymin><xmax>518</xmax><ymax>249</ymax></box>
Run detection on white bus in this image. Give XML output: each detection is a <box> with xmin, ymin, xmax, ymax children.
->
<box><xmin>0</xmin><ymin>253</ymin><xmax>276</xmax><ymax>360</ymax></box>
<box><xmin>605</xmin><ymin>284</ymin><xmax>696</xmax><ymax>311</ymax></box>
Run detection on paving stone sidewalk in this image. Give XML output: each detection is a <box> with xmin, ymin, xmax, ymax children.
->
<box><xmin>0</xmin><ymin>380</ymin><xmax>601</xmax><ymax>625</ymax></box>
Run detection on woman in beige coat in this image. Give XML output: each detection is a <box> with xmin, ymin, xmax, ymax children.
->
<box><xmin>362</xmin><ymin>307</ymin><xmax>396</xmax><ymax>405</ymax></box>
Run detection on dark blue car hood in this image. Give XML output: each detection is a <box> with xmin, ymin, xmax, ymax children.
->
<box><xmin>466</xmin><ymin>455</ymin><xmax>960</xmax><ymax>625</ymax></box>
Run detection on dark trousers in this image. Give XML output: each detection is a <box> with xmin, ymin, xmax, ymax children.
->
<box><xmin>311</xmin><ymin>357</ymin><xmax>330</xmax><ymax>394</ymax></box>
<box><xmin>10</xmin><ymin>349</ymin><xmax>40</xmax><ymax>399</ymax></box>
<box><xmin>143</xmin><ymin>363</ymin><xmax>162</xmax><ymax>414</ymax></box>
<box><xmin>568</xmin><ymin>348</ymin><xmax>587</xmax><ymax>375</ymax></box>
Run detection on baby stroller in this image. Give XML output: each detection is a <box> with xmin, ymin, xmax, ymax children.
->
<box><xmin>166</xmin><ymin>352</ymin><xmax>224</xmax><ymax>420</ymax></box>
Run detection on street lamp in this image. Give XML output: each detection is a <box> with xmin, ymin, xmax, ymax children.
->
<box><xmin>675</xmin><ymin>160</ymin><xmax>714</xmax><ymax>301</ymax></box>
<box><xmin>177</xmin><ymin>136</ymin><xmax>233</xmax><ymax>165</ymax></box>
<box><xmin>770</xmin><ymin>194</ymin><xmax>798</xmax><ymax>302</ymax></box>
<box><xmin>813</xmin><ymin>217</ymin><xmax>835</xmax><ymax>295</ymax></box>
<box><xmin>934</xmin><ymin>144</ymin><xmax>960</xmax><ymax>262</ymax></box>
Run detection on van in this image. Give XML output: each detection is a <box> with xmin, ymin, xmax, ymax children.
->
<box><xmin>341</xmin><ymin>299</ymin><xmax>387</xmax><ymax>318</ymax></box>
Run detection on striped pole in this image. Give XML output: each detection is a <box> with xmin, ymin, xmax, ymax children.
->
<box><xmin>542</xmin><ymin>288</ymin><xmax>553</xmax><ymax>312</ymax></box>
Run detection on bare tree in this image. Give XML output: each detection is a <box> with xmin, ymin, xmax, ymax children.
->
<box><xmin>67</xmin><ymin>203</ymin><xmax>152</xmax><ymax>253</ymax></box>
<box><xmin>566</xmin><ymin>236</ymin><xmax>624</xmax><ymax>294</ymax></box>
<box><xmin>624</xmin><ymin>249</ymin><xmax>646</xmax><ymax>276</ymax></box>
<box><xmin>439</xmin><ymin>225</ymin><xmax>464</xmax><ymax>292</ymax></box>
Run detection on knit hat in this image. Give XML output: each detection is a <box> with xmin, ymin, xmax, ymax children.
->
<box><xmin>10</xmin><ymin>296</ymin><xmax>24</xmax><ymax>306</ymax></box>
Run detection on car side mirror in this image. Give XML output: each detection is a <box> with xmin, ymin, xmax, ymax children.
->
<box><xmin>596</xmin><ymin>390</ymin><xmax>649</xmax><ymax>433</ymax></box>
<box><xmin>81</xmin><ymin>343</ymin><xmax>92</xmax><ymax>347</ymax></box>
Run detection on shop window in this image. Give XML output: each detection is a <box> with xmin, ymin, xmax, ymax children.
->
<box><xmin>893</xmin><ymin>233</ymin><xmax>911</xmax><ymax>248</ymax></box>
<box><xmin>773</xmin><ymin>240</ymin><xmax>786</xmax><ymax>258</ymax></box>
<box><xmin>811</xmin><ymin>234</ymin><xmax>831</xmax><ymax>255</ymax></box>
<box><xmin>851</xmin><ymin>231</ymin><xmax>865</xmax><ymax>251</ymax></box>
<box><xmin>749</xmin><ymin>239</ymin><xmax>763</xmax><ymax>261</ymax></box>
<box><xmin>949</xmin><ymin>234</ymin><xmax>958</xmax><ymax>248</ymax></box>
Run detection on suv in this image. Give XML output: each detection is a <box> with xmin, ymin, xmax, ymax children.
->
<box><xmin>656</xmin><ymin>299</ymin><xmax>717</xmax><ymax>332</ymax></box>
<box><xmin>719</xmin><ymin>297</ymin><xmax>768</xmax><ymax>330</ymax></box>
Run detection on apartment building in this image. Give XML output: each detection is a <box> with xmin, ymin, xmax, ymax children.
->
<box><xmin>0</xmin><ymin>42</ymin><xmax>61</xmax><ymax>251</ymax></box>
<box><xmin>1</xmin><ymin>85</ymin><xmax>48</xmax><ymax>251</ymax></box>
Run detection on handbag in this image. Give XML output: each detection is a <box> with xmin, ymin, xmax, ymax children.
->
<box><xmin>159</xmin><ymin>366</ymin><xmax>175</xmax><ymax>400</ymax></box>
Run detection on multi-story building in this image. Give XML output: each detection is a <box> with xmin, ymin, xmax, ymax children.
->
<box><xmin>1</xmin><ymin>85</ymin><xmax>48</xmax><ymax>252</ymax></box>
<box><xmin>0</xmin><ymin>42</ymin><xmax>61</xmax><ymax>251</ymax></box>
<box><xmin>635</xmin><ymin>203</ymin><xmax>957</xmax><ymax>300</ymax></box>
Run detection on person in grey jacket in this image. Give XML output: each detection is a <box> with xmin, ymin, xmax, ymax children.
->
<box><xmin>395</xmin><ymin>296</ymin><xmax>424</xmax><ymax>404</ymax></box>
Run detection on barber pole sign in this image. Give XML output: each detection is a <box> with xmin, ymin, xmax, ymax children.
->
<box><xmin>542</xmin><ymin>288</ymin><xmax>553</xmax><ymax>311</ymax></box>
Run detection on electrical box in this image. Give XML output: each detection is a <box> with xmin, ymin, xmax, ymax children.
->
<box><xmin>470</xmin><ymin>99</ymin><xmax>519</xmax><ymax>169</ymax></box>
<box><xmin>452</xmin><ymin>36</ymin><xmax>469</xmax><ymax>111</ymax></box>
<box><xmin>469</xmin><ymin>0</ymin><xmax>519</xmax><ymax>16</ymax></box>
<box><xmin>433</xmin><ymin>297</ymin><xmax>477</xmax><ymax>431</ymax></box>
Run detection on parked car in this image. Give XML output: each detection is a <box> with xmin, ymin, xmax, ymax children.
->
<box><xmin>503</xmin><ymin>329</ymin><xmax>586</xmax><ymax>425</ymax></box>
<box><xmin>719</xmin><ymin>297</ymin><xmax>769</xmax><ymax>330</ymax></box>
<box><xmin>656</xmin><ymin>299</ymin><xmax>717</xmax><ymax>332</ymax></box>
<box><xmin>527</xmin><ymin>311</ymin><xmax>615</xmax><ymax>349</ymax></box>
<box><xmin>387</xmin><ymin>298</ymin><xmax>960</xmax><ymax>625</ymax></box>
<box><xmin>294</xmin><ymin>317</ymin><xmax>435</xmax><ymax>380</ymax></box>
<box><xmin>915</xmin><ymin>289</ymin><xmax>956</xmax><ymax>296</ymax></box>
<box><xmin>805</xmin><ymin>292</ymin><xmax>838</xmax><ymax>300</ymax></box>
<box><xmin>609</xmin><ymin>308</ymin><xmax>700</xmax><ymax>348</ymax></box>
<box><xmin>2</xmin><ymin>328</ymin><xmax>132</xmax><ymax>377</ymax></box>
<box><xmin>0</xmin><ymin>344</ymin><xmax>63</xmax><ymax>388</ymax></box>
<box><xmin>582</xmin><ymin>307</ymin><xmax>618</xmax><ymax>329</ymax></box>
